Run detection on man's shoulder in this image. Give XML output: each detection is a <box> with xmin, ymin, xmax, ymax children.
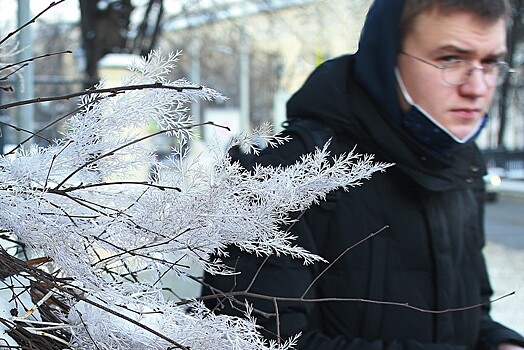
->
<box><xmin>320</xmin><ymin>54</ymin><xmax>354</xmax><ymax>69</ymax></box>
<box><xmin>307</xmin><ymin>54</ymin><xmax>354</xmax><ymax>83</ymax></box>
<box><xmin>283</xmin><ymin>118</ymin><xmax>334</xmax><ymax>151</ymax></box>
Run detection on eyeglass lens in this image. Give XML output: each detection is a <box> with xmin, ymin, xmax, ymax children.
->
<box><xmin>442</xmin><ymin>61</ymin><xmax>507</xmax><ymax>86</ymax></box>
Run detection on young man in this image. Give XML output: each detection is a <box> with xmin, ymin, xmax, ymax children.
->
<box><xmin>202</xmin><ymin>0</ymin><xmax>524</xmax><ymax>349</ymax></box>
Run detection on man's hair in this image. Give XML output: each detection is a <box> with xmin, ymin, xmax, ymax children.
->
<box><xmin>400</xmin><ymin>0</ymin><xmax>512</xmax><ymax>40</ymax></box>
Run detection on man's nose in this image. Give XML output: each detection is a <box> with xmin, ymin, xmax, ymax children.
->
<box><xmin>459</xmin><ymin>68</ymin><xmax>490</xmax><ymax>96</ymax></box>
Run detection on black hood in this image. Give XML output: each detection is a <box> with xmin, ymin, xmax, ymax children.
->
<box><xmin>286</xmin><ymin>0</ymin><xmax>407</xmax><ymax>146</ymax></box>
<box><xmin>286</xmin><ymin>0</ymin><xmax>404</xmax><ymax>130</ymax></box>
<box><xmin>354</xmin><ymin>0</ymin><xmax>405</xmax><ymax>125</ymax></box>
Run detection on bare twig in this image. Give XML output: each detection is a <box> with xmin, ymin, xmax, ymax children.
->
<box><xmin>301</xmin><ymin>225</ymin><xmax>389</xmax><ymax>298</ymax></box>
<box><xmin>0</xmin><ymin>83</ymin><xmax>204</xmax><ymax>110</ymax></box>
<box><xmin>0</xmin><ymin>63</ymin><xmax>27</xmax><ymax>82</ymax></box>
<box><xmin>2</xmin><ymin>103</ymin><xmax>87</xmax><ymax>155</ymax></box>
<box><xmin>197</xmin><ymin>285</ymin><xmax>516</xmax><ymax>315</ymax></box>
<box><xmin>45</xmin><ymin>141</ymin><xmax>74</xmax><ymax>188</ymax></box>
<box><xmin>0</xmin><ymin>1</ymin><xmax>67</xmax><ymax>46</ymax></box>
<box><xmin>53</xmin><ymin>121</ymin><xmax>226</xmax><ymax>189</ymax></box>
<box><xmin>0</xmin><ymin>119</ymin><xmax>52</xmax><ymax>145</ymax></box>
<box><xmin>0</xmin><ymin>51</ymin><xmax>72</xmax><ymax>74</ymax></box>
<box><xmin>58</xmin><ymin>181</ymin><xmax>181</xmax><ymax>193</ymax></box>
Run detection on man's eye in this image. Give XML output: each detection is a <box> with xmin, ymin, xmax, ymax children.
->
<box><xmin>482</xmin><ymin>58</ymin><xmax>500</xmax><ymax>66</ymax></box>
<box><xmin>439</xmin><ymin>56</ymin><xmax>462</xmax><ymax>63</ymax></box>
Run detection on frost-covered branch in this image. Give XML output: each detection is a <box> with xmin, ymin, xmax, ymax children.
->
<box><xmin>0</xmin><ymin>82</ymin><xmax>205</xmax><ymax>110</ymax></box>
<box><xmin>0</xmin><ymin>1</ymin><xmax>66</xmax><ymax>47</ymax></box>
<box><xmin>0</xmin><ymin>45</ymin><xmax>391</xmax><ymax>349</ymax></box>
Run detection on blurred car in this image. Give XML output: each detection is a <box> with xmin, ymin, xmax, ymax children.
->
<box><xmin>484</xmin><ymin>167</ymin><xmax>504</xmax><ymax>202</ymax></box>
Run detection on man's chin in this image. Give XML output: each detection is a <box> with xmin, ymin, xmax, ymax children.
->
<box><xmin>448</xmin><ymin>126</ymin><xmax>479</xmax><ymax>142</ymax></box>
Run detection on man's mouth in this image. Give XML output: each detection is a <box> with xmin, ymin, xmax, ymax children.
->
<box><xmin>451</xmin><ymin>108</ymin><xmax>481</xmax><ymax>119</ymax></box>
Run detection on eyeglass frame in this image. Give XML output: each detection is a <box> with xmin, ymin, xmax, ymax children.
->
<box><xmin>398</xmin><ymin>51</ymin><xmax>515</xmax><ymax>87</ymax></box>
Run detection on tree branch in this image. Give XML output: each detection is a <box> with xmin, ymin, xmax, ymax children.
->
<box><xmin>0</xmin><ymin>83</ymin><xmax>204</xmax><ymax>110</ymax></box>
<box><xmin>0</xmin><ymin>1</ymin><xmax>67</xmax><ymax>46</ymax></box>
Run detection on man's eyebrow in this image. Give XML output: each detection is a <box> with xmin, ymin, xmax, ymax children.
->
<box><xmin>431</xmin><ymin>45</ymin><xmax>472</xmax><ymax>55</ymax></box>
<box><xmin>431</xmin><ymin>45</ymin><xmax>507</xmax><ymax>59</ymax></box>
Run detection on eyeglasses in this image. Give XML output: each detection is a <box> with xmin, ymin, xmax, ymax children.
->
<box><xmin>399</xmin><ymin>51</ymin><xmax>515</xmax><ymax>87</ymax></box>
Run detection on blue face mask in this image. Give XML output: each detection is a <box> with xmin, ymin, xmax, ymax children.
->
<box><xmin>395</xmin><ymin>67</ymin><xmax>487</xmax><ymax>156</ymax></box>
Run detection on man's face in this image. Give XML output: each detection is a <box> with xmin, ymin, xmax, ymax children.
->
<box><xmin>397</xmin><ymin>8</ymin><xmax>507</xmax><ymax>140</ymax></box>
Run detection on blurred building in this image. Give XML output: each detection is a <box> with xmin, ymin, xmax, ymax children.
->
<box><xmin>159</xmin><ymin>0</ymin><xmax>372</xmax><ymax>134</ymax></box>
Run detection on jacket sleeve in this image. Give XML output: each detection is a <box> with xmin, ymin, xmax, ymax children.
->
<box><xmin>475</xmin><ymin>249</ymin><xmax>524</xmax><ymax>349</ymax></box>
<box><xmin>473</xmin><ymin>179</ymin><xmax>524</xmax><ymax>349</ymax></box>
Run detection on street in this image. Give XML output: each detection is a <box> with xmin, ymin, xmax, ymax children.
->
<box><xmin>484</xmin><ymin>194</ymin><xmax>524</xmax><ymax>336</ymax></box>
<box><xmin>485</xmin><ymin>196</ymin><xmax>524</xmax><ymax>249</ymax></box>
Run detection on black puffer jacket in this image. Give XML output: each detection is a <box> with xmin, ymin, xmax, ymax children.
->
<box><xmin>202</xmin><ymin>55</ymin><xmax>524</xmax><ymax>350</ymax></box>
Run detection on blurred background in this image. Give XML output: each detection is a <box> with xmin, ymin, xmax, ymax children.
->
<box><xmin>0</xmin><ymin>0</ymin><xmax>370</xmax><ymax>152</ymax></box>
<box><xmin>0</xmin><ymin>0</ymin><xmax>522</xmax><ymax>169</ymax></box>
